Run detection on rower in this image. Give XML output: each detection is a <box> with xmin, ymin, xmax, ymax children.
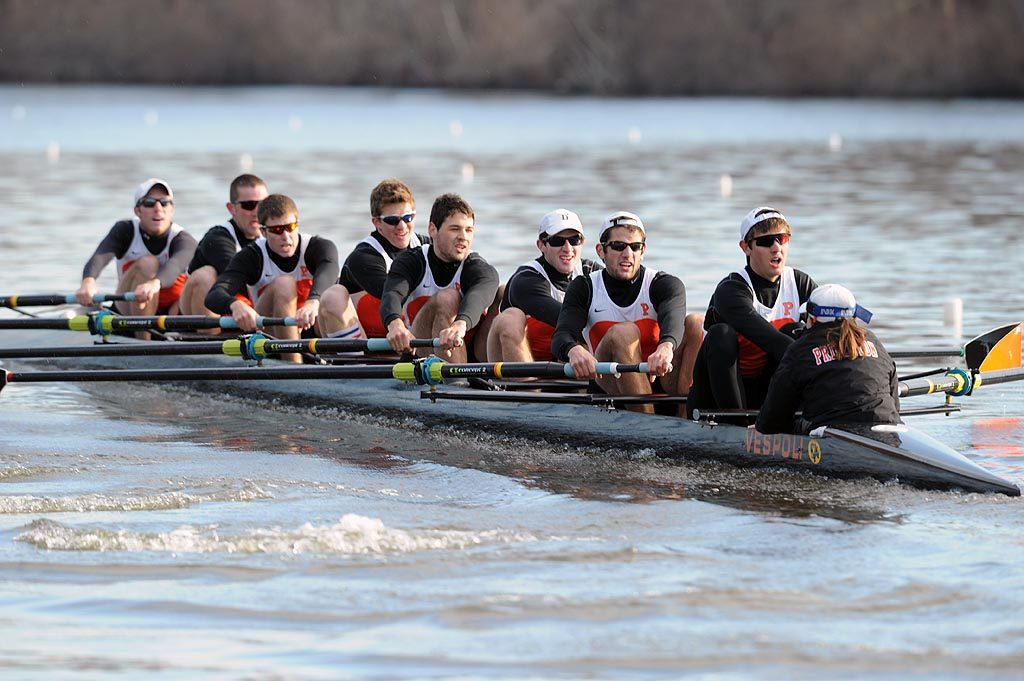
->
<box><xmin>688</xmin><ymin>206</ymin><xmax>817</xmax><ymax>420</ymax></box>
<box><xmin>75</xmin><ymin>178</ymin><xmax>197</xmax><ymax>338</ymax></box>
<box><xmin>487</xmin><ymin>209</ymin><xmax>599</xmax><ymax>363</ymax></box>
<box><xmin>335</xmin><ymin>178</ymin><xmax>431</xmax><ymax>341</ymax></box>
<box><xmin>550</xmin><ymin>211</ymin><xmax>704</xmax><ymax>413</ymax></box>
<box><xmin>755</xmin><ymin>284</ymin><xmax>901</xmax><ymax>434</ymax></box>
<box><xmin>179</xmin><ymin>174</ymin><xmax>270</xmax><ymax>331</ymax></box>
<box><xmin>380</xmin><ymin>193</ymin><xmax>500</xmax><ymax>363</ymax></box>
<box><xmin>204</xmin><ymin>193</ymin><xmax>350</xmax><ymax>362</ymax></box>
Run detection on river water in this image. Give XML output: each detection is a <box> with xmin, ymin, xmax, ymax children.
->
<box><xmin>1</xmin><ymin>85</ymin><xmax>1023</xmax><ymax>679</ymax></box>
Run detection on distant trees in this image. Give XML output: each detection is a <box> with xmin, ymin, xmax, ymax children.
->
<box><xmin>2</xmin><ymin>0</ymin><xmax>1022</xmax><ymax>96</ymax></box>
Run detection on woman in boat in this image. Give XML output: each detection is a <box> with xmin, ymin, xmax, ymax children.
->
<box><xmin>755</xmin><ymin>284</ymin><xmax>901</xmax><ymax>434</ymax></box>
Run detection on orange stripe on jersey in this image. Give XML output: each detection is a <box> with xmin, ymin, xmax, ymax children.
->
<box><xmin>405</xmin><ymin>295</ymin><xmax>430</xmax><ymax>325</ymax></box>
<box><xmin>737</xmin><ymin>316</ymin><xmax>796</xmax><ymax>378</ymax></box>
<box><xmin>525</xmin><ymin>317</ymin><xmax>556</xmax><ymax>361</ymax></box>
<box><xmin>156</xmin><ymin>273</ymin><xmax>188</xmax><ymax>313</ymax></box>
<box><xmin>356</xmin><ymin>293</ymin><xmax>388</xmax><ymax>338</ymax></box>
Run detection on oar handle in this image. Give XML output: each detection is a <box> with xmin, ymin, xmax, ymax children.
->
<box><xmin>583</xmin><ymin>362</ymin><xmax>649</xmax><ymax>378</ymax></box>
<box><xmin>0</xmin><ymin>293</ymin><xmax>134</xmax><ymax>307</ymax></box>
<box><xmin>217</xmin><ymin>316</ymin><xmax>296</xmax><ymax>330</ymax></box>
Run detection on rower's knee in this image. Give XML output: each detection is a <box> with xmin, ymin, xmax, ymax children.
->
<box><xmin>432</xmin><ymin>288</ymin><xmax>461</xmax><ymax>315</ymax></box>
<box><xmin>492</xmin><ymin>308</ymin><xmax>527</xmax><ymax>342</ymax></box>
<box><xmin>319</xmin><ymin>284</ymin><xmax>350</xmax><ymax>312</ymax></box>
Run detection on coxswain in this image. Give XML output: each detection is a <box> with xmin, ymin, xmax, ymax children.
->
<box><xmin>756</xmin><ymin>284</ymin><xmax>901</xmax><ymax>434</ymax></box>
<box><xmin>688</xmin><ymin>206</ymin><xmax>818</xmax><ymax>419</ymax></box>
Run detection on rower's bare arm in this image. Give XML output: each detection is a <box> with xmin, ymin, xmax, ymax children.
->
<box><xmin>229</xmin><ymin>299</ymin><xmax>259</xmax><ymax>332</ymax></box>
<box><xmin>567</xmin><ymin>344</ymin><xmax>598</xmax><ymax>380</ymax></box>
<box><xmin>75</xmin><ymin>278</ymin><xmax>98</xmax><ymax>306</ymax></box>
<box><xmin>387</xmin><ymin>318</ymin><xmax>414</xmax><ymax>353</ymax></box>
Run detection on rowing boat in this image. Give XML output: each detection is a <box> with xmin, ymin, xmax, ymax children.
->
<box><xmin>1</xmin><ymin>318</ymin><xmax>1019</xmax><ymax>497</ymax></box>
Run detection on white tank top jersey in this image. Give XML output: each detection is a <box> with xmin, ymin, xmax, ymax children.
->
<box><xmin>511</xmin><ymin>258</ymin><xmax>582</xmax><ymax>304</ymax></box>
<box><xmin>583</xmin><ymin>268</ymin><xmax>659</xmax><ymax>352</ymax></box>
<box><xmin>735</xmin><ymin>266</ymin><xmax>802</xmax><ymax>323</ymax></box>
<box><xmin>248</xmin><ymin>235</ymin><xmax>313</xmax><ymax>306</ymax></box>
<box><xmin>360</xmin><ymin>232</ymin><xmax>423</xmax><ymax>271</ymax></box>
<box><xmin>402</xmin><ymin>244</ymin><xmax>468</xmax><ymax>322</ymax></box>
<box><xmin>115</xmin><ymin>218</ymin><xmax>185</xmax><ymax>281</ymax></box>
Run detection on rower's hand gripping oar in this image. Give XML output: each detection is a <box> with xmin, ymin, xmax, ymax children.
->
<box><xmin>0</xmin><ymin>293</ymin><xmax>136</xmax><ymax>308</ymax></box>
<box><xmin>0</xmin><ymin>310</ymin><xmax>297</xmax><ymax>336</ymax></box>
<box><xmin>0</xmin><ymin>357</ymin><xmax>651</xmax><ymax>393</ymax></box>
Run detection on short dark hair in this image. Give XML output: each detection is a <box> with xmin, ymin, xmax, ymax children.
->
<box><xmin>257</xmin><ymin>194</ymin><xmax>298</xmax><ymax>225</ymax></box>
<box><xmin>229</xmin><ymin>174</ymin><xmax>267</xmax><ymax>203</ymax></box>
<box><xmin>429</xmin><ymin>193</ymin><xmax>474</xmax><ymax>229</ymax></box>
<box><xmin>370</xmin><ymin>178</ymin><xmax>415</xmax><ymax>217</ymax></box>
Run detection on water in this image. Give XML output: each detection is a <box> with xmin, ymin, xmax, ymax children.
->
<box><xmin>1</xmin><ymin>85</ymin><xmax>1024</xmax><ymax>679</ymax></box>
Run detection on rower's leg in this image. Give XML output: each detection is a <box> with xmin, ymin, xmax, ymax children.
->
<box><xmin>315</xmin><ymin>284</ymin><xmax>362</xmax><ymax>339</ymax></box>
<box><xmin>179</xmin><ymin>266</ymin><xmax>221</xmax><ymax>335</ymax></box>
<box><xmin>472</xmin><ymin>284</ymin><xmax>503</xmax><ymax>363</ymax></box>
<box><xmin>702</xmin><ymin>323</ymin><xmax>744</xmax><ymax>409</ymax></box>
<box><xmin>670</xmin><ymin>312</ymin><xmax>705</xmax><ymax>416</ymax></box>
<box><xmin>595</xmin><ymin>322</ymin><xmax>652</xmax><ymax>413</ymax></box>
<box><xmin>118</xmin><ymin>256</ymin><xmax>161</xmax><ymax>339</ymax></box>
<box><xmin>486</xmin><ymin>307</ymin><xmax>531</xmax><ymax>362</ymax></box>
<box><xmin>411</xmin><ymin>289</ymin><xmax>465</xmax><ymax>362</ymax></box>
<box><xmin>257</xmin><ymin>276</ymin><xmax>300</xmax><ymax>362</ymax></box>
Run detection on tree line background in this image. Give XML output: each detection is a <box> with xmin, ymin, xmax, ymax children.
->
<box><xmin>2</xmin><ymin>0</ymin><xmax>1023</xmax><ymax>96</ymax></box>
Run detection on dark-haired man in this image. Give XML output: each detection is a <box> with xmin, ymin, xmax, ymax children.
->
<box><xmin>205</xmin><ymin>193</ymin><xmax>350</xmax><ymax>361</ymax></box>
<box><xmin>688</xmin><ymin>206</ymin><xmax>818</xmax><ymax>419</ymax></box>
<box><xmin>179</xmin><ymin>174</ymin><xmax>269</xmax><ymax>329</ymax></box>
<box><xmin>551</xmin><ymin>211</ymin><xmax>702</xmax><ymax>413</ymax></box>
<box><xmin>75</xmin><ymin>178</ymin><xmax>197</xmax><ymax>335</ymax></box>
<box><xmin>380</xmin><ymin>193</ymin><xmax>499</xmax><ymax>363</ymax></box>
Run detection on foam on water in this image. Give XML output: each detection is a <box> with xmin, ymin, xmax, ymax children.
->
<box><xmin>16</xmin><ymin>513</ymin><xmax>539</xmax><ymax>556</ymax></box>
<box><xmin>0</xmin><ymin>480</ymin><xmax>270</xmax><ymax>514</ymax></box>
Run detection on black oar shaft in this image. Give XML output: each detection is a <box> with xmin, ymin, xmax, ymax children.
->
<box><xmin>0</xmin><ymin>293</ymin><xmax>132</xmax><ymax>307</ymax></box>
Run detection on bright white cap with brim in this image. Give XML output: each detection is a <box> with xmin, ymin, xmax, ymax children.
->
<box><xmin>601</xmin><ymin>211</ymin><xmax>645</xmax><ymax>236</ymax></box>
<box><xmin>807</xmin><ymin>284</ymin><xmax>873</xmax><ymax>324</ymax></box>
<box><xmin>538</xmin><ymin>209</ymin><xmax>584</xmax><ymax>237</ymax></box>
<box><xmin>133</xmin><ymin>178</ymin><xmax>173</xmax><ymax>204</ymax></box>
<box><xmin>740</xmin><ymin>206</ymin><xmax>786</xmax><ymax>241</ymax></box>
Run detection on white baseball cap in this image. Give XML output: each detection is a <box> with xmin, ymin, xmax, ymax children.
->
<box><xmin>808</xmin><ymin>284</ymin><xmax>873</xmax><ymax>324</ymax></box>
<box><xmin>538</xmin><ymin>209</ymin><xmax>584</xmax><ymax>237</ymax></box>
<box><xmin>133</xmin><ymin>178</ymin><xmax>174</xmax><ymax>204</ymax></box>
<box><xmin>740</xmin><ymin>206</ymin><xmax>787</xmax><ymax>241</ymax></box>
<box><xmin>601</xmin><ymin>211</ymin><xmax>645</xmax><ymax>236</ymax></box>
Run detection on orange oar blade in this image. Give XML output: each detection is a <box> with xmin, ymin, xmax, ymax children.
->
<box><xmin>966</xmin><ymin>322</ymin><xmax>1023</xmax><ymax>372</ymax></box>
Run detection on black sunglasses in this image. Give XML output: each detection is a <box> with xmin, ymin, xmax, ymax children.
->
<box><xmin>602</xmin><ymin>240</ymin><xmax>645</xmax><ymax>252</ymax></box>
<box><xmin>748</xmin><ymin>233</ymin><xmax>790</xmax><ymax>248</ymax></box>
<box><xmin>378</xmin><ymin>213</ymin><xmax>415</xmax><ymax>226</ymax></box>
<box><xmin>234</xmin><ymin>200</ymin><xmax>260</xmax><ymax>211</ymax></box>
<box><xmin>137</xmin><ymin>197</ymin><xmax>173</xmax><ymax>208</ymax></box>
<box><xmin>543</xmin><ymin>234</ymin><xmax>583</xmax><ymax>247</ymax></box>
<box><xmin>263</xmin><ymin>221</ymin><xmax>299</xmax><ymax>235</ymax></box>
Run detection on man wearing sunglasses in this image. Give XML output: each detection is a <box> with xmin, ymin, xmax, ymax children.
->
<box><xmin>205</xmin><ymin>193</ymin><xmax>350</xmax><ymax>361</ymax></box>
<box><xmin>380</xmin><ymin>193</ymin><xmax>499</xmax><ymax>363</ymax></box>
<box><xmin>75</xmin><ymin>178</ymin><xmax>197</xmax><ymax>336</ymax></box>
<box><xmin>336</xmin><ymin>179</ymin><xmax>430</xmax><ymax>340</ymax></box>
<box><xmin>551</xmin><ymin>211</ymin><xmax>703</xmax><ymax>413</ymax></box>
<box><xmin>179</xmin><ymin>174</ymin><xmax>269</xmax><ymax>329</ymax></box>
<box><xmin>687</xmin><ymin>206</ymin><xmax>818</xmax><ymax>421</ymax></box>
<box><xmin>487</xmin><ymin>209</ymin><xmax>599</xmax><ymax>363</ymax></box>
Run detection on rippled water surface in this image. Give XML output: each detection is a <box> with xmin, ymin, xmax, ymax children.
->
<box><xmin>1</xmin><ymin>86</ymin><xmax>1023</xmax><ymax>679</ymax></box>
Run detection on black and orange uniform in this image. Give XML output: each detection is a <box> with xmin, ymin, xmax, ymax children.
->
<box><xmin>82</xmin><ymin>218</ymin><xmax>197</xmax><ymax>314</ymax></box>
<box><xmin>339</xmin><ymin>231</ymin><xmax>430</xmax><ymax>337</ymax></box>
<box><xmin>755</xmin><ymin>323</ymin><xmax>901</xmax><ymax>434</ymax></box>
<box><xmin>688</xmin><ymin>265</ymin><xmax>817</xmax><ymax>415</ymax></box>
<box><xmin>379</xmin><ymin>245</ymin><xmax>499</xmax><ymax>355</ymax></box>
<box><xmin>188</xmin><ymin>220</ymin><xmax>260</xmax><ymax>275</ymax></box>
<box><xmin>551</xmin><ymin>265</ymin><xmax>687</xmax><ymax>366</ymax></box>
<box><xmin>204</xmin><ymin>234</ymin><xmax>340</xmax><ymax>314</ymax></box>
<box><xmin>500</xmin><ymin>257</ymin><xmax>601</xmax><ymax>361</ymax></box>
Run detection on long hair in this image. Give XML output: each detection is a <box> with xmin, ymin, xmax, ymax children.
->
<box><xmin>825</xmin><ymin>318</ymin><xmax>869</xmax><ymax>360</ymax></box>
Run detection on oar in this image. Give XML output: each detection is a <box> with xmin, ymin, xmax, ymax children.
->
<box><xmin>0</xmin><ymin>293</ymin><xmax>136</xmax><ymax>307</ymax></box>
<box><xmin>0</xmin><ymin>359</ymin><xmax>651</xmax><ymax>392</ymax></box>
<box><xmin>0</xmin><ymin>335</ymin><xmax>441</xmax><ymax>360</ymax></box>
<box><xmin>0</xmin><ymin>313</ymin><xmax>296</xmax><ymax>335</ymax></box>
